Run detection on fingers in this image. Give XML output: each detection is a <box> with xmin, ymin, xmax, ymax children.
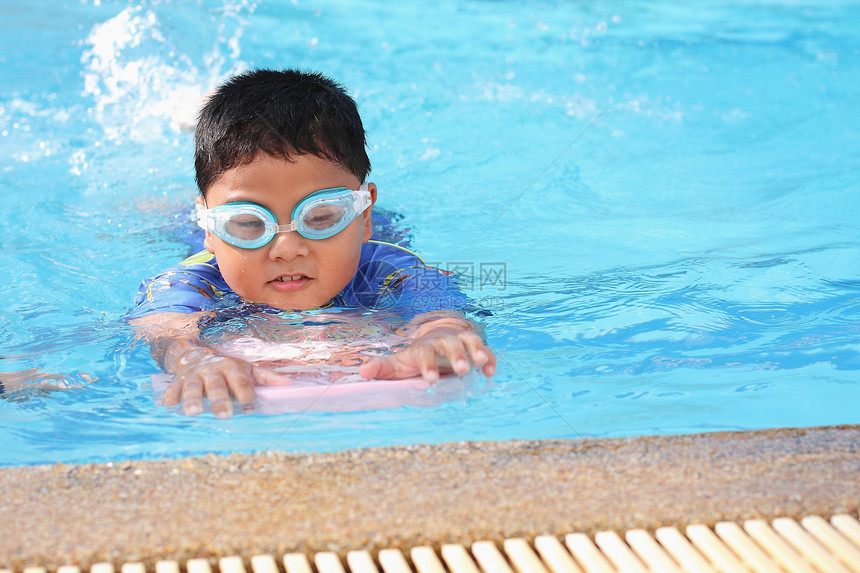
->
<box><xmin>162</xmin><ymin>372</ymin><xmax>190</xmax><ymax>408</ymax></box>
<box><xmin>358</xmin><ymin>358</ymin><xmax>384</xmax><ymax>380</ymax></box>
<box><xmin>362</xmin><ymin>348</ymin><xmax>442</xmax><ymax>382</ymax></box>
<box><xmin>359</xmin><ymin>354</ymin><xmax>418</xmax><ymax>380</ymax></box>
<box><xmin>360</xmin><ymin>332</ymin><xmax>497</xmax><ymax>383</ymax></box>
<box><xmin>204</xmin><ymin>372</ymin><xmax>235</xmax><ymax>419</ymax></box>
<box><xmin>433</xmin><ymin>332</ymin><xmax>496</xmax><ymax>378</ymax></box>
<box><xmin>360</xmin><ymin>345</ymin><xmax>446</xmax><ymax>381</ymax></box>
<box><xmin>162</xmin><ymin>356</ymin><xmax>259</xmax><ymax>418</ymax></box>
<box><xmin>462</xmin><ymin>333</ymin><xmax>497</xmax><ymax>377</ymax></box>
<box><xmin>435</xmin><ymin>335</ymin><xmax>468</xmax><ymax>376</ymax></box>
<box><xmin>180</xmin><ymin>373</ymin><xmax>206</xmax><ymax>416</ymax></box>
<box><xmin>253</xmin><ymin>368</ymin><xmax>294</xmax><ymax>387</ymax></box>
<box><xmin>416</xmin><ymin>342</ymin><xmax>444</xmax><ymax>382</ymax></box>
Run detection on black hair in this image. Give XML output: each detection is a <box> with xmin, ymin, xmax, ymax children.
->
<box><xmin>194</xmin><ymin>68</ymin><xmax>371</xmax><ymax>194</ymax></box>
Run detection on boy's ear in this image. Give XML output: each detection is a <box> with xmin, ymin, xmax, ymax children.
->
<box><xmin>361</xmin><ymin>182</ymin><xmax>377</xmax><ymax>243</ymax></box>
<box><xmin>195</xmin><ymin>195</ymin><xmax>216</xmax><ymax>253</ymax></box>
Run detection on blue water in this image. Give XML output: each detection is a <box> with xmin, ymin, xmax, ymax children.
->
<box><xmin>2</xmin><ymin>0</ymin><xmax>859</xmax><ymax>467</ymax></box>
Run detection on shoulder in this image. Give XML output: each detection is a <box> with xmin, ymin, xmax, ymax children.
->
<box><xmin>356</xmin><ymin>241</ymin><xmax>436</xmax><ymax>288</ymax></box>
<box><xmin>143</xmin><ymin>250</ymin><xmax>226</xmax><ymax>287</ymax></box>
<box><xmin>361</xmin><ymin>240</ymin><xmax>426</xmax><ymax>265</ymax></box>
<box><xmin>178</xmin><ymin>250</ymin><xmax>219</xmax><ymax>267</ymax></box>
<box><xmin>128</xmin><ymin>250</ymin><xmax>232</xmax><ymax>318</ymax></box>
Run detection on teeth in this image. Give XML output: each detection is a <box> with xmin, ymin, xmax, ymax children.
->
<box><xmin>277</xmin><ymin>275</ymin><xmax>304</xmax><ymax>282</ymax></box>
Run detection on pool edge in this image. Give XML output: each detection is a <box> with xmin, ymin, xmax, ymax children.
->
<box><xmin>1</xmin><ymin>424</ymin><xmax>858</xmax><ymax>568</ymax></box>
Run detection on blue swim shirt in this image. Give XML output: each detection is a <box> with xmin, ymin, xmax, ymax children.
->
<box><xmin>128</xmin><ymin>241</ymin><xmax>468</xmax><ymax>320</ymax></box>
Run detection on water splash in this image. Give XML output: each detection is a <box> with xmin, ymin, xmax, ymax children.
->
<box><xmin>80</xmin><ymin>1</ymin><xmax>254</xmax><ymax>142</ymax></box>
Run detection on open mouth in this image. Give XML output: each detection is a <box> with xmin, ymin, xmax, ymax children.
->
<box><xmin>273</xmin><ymin>275</ymin><xmax>307</xmax><ymax>282</ymax></box>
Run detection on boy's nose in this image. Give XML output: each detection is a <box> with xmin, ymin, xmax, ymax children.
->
<box><xmin>266</xmin><ymin>230</ymin><xmax>310</xmax><ymax>260</ymax></box>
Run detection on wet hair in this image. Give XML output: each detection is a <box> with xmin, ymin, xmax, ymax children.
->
<box><xmin>194</xmin><ymin>68</ymin><xmax>371</xmax><ymax>194</ymax></box>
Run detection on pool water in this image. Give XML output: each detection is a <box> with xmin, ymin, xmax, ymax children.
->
<box><xmin>2</xmin><ymin>0</ymin><xmax>859</xmax><ymax>466</ymax></box>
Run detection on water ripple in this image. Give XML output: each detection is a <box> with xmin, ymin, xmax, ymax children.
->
<box><xmin>494</xmin><ymin>249</ymin><xmax>860</xmax><ymax>379</ymax></box>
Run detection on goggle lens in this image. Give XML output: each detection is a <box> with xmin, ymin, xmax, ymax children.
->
<box><xmin>224</xmin><ymin>213</ymin><xmax>268</xmax><ymax>242</ymax></box>
<box><xmin>302</xmin><ymin>203</ymin><xmax>348</xmax><ymax>232</ymax></box>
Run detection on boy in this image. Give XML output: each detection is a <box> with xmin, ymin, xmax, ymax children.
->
<box><xmin>129</xmin><ymin>69</ymin><xmax>496</xmax><ymax>418</ymax></box>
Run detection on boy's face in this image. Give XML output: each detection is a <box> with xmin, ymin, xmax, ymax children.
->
<box><xmin>198</xmin><ymin>153</ymin><xmax>376</xmax><ymax>310</ymax></box>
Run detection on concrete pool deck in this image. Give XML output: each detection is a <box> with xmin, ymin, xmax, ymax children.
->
<box><xmin>1</xmin><ymin>424</ymin><xmax>858</xmax><ymax>570</ymax></box>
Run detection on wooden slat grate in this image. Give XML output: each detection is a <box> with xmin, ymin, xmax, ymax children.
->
<box><xmin>3</xmin><ymin>514</ymin><xmax>859</xmax><ymax>573</ymax></box>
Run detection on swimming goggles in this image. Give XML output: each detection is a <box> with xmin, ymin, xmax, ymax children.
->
<box><xmin>196</xmin><ymin>184</ymin><xmax>372</xmax><ymax>248</ymax></box>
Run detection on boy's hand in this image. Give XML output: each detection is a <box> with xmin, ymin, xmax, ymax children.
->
<box><xmin>358</xmin><ymin>315</ymin><xmax>496</xmax><ymax>382</ymax></box>
<box><xmin>161</xmin><ymin>349</ymin><xmax>292</xmax><ymax>418</ymax></box>
<box><xmin>131</xmin><ymin>311</ymin><xmax>292</xmax><ymax>419</ymax></box>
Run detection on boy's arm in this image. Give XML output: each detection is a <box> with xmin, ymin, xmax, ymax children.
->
<box><xmin>358</xmin><ymin>310</ymin><xmax>496</xmax><ymax>382</ymax></box>
<box><xmin>130</xmin><ymin>312</ymin><xmax>288</xmax><ymax>418</ymax></box>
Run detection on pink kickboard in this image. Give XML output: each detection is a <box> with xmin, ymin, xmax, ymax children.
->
<box><xmin>228</xmin><ymin>333</ymin><xmax>477</xmax><ymax>413</ymax></box>
<box><xmin>152</xmin><ymin>332</ymin><xmax>479</xmax><ymax>414</ymax></box>
<box><xmin>252</xmin><ymin>372</ymin><xmax>474</xmax><ymax>414</ymax></box>
<box><xmin>152</xmin><ymin>370</ymin><xmax>474</xmax><ymax>414</ymax></box>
